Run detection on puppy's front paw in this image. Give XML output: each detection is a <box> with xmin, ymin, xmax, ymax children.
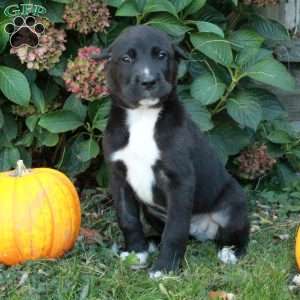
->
<box><xmin>120</xmin><ymin>251</ymin><xmax>149</xmax><ymax>269</ymax></box>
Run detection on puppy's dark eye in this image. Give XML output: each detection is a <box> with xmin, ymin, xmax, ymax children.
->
<box><xmin>120</xmin><ymin>54</ymin><xmax>132</xmax><ymax>64</ymax></box>
<box><xmin>158</xmin><ymin>50</ymin><xmax>167</xmax><ymax>60</ymax></box>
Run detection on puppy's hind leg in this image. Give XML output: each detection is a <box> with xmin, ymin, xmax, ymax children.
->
<box><xmin>215</xmin><ymin>183</ymin><xmax>250</xmax><ymax>264</ymax></box>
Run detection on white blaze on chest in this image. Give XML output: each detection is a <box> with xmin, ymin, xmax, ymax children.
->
<box><xmin>111</xmin><ymin>105</ymin><xmax>161</xmax><ymax>205</ymax></box>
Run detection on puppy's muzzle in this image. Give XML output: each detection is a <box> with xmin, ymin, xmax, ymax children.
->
<box><xmin>135</xmin><ymin>71</ymin><xmax>160</xmax><ymax>91</ymax></box>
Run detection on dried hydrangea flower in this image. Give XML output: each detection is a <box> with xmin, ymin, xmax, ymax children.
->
<box><xmin>234</xmin><ymin>144</ymin><xmax>277</xmax><ymax>180</ymax></box>
<box><xmin>63</xmin><ymin>0</ymin><xmax>110</xmax><ymax>34</ymax></box>
<box><xmin>10</xmin><ymin>18</ymin><xmax>66</xmax><ymax>71</ymax></box>
<box><xmin>63</xmin><ymin>46</ymin><xmax>108</xmax><ymax>101</ymax></box>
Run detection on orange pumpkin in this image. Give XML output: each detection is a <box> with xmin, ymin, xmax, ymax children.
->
<box><xmin>296</xmin><ymin>226</ymin><xmax>300</xmax><ymax>270</ymax></box>
<box><xmin>0</xmin><ymin>160</ymin><xmax>81</xmax><ymax>265</ymax></box>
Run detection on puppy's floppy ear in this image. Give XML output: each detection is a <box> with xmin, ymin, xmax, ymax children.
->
<box><xmin>173</xmin><ymin>44</ymin><xmax>187</xmax><ymax>60</ymax></box>
<box><xmin>91</xmin><ymin>47</ymin><xmax>112</xmax><ymax>61</ymax></box>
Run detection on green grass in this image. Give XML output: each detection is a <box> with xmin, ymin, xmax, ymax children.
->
<box><xmin>0</xmin><ymin>189</ymin><xmax>299</xmax><ymax>300</ymax></box>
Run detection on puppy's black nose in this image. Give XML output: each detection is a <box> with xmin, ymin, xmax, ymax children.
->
<box><xmin>136</xmin><ymin>71</ymin><xmax>159</xmax><ymax>90</ymax></box>
<box><xmin>141</xmin><ymin>78</ymin><xmax>157</xmax><ymax>90</ymax></box>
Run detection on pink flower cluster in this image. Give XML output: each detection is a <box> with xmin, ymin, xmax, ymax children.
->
<box><xmin>63</xmin><ymin>47</ymin><xmax>108</xmax><ymax>101</ymax></box>
<box><xmin>10</xmin><ymin>19</ymin><xmax>66</xmax><ymax>71</ymax></box>
<box><xmin>63</xmin><ymin>0</ymin><xmax>110</xmax><ymax>34</ymax></box>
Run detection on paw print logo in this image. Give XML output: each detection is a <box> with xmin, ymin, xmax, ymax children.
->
<box><xmin>5</xmin><ymin>16</ymin><xmax>45</xmax><ymax>48</ymax></box>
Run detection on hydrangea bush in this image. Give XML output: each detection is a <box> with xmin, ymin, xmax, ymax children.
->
<box><xmin>0</xmin><ymin>0</ymin><xmax>299</xmax><ymax>189</ymax></box>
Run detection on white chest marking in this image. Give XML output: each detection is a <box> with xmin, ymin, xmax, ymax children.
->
<box><xmin>112</xmin><ymin>105</ymin><xmax>161</xmax><ymax>205</ymax></box>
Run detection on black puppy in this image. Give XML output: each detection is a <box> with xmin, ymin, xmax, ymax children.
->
<box><xmin>94</xmin><ymin>25</ymin><xmax>249</xmax><ymax>278</ymax></box>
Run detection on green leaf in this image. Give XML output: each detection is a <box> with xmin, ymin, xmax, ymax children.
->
<box><xmin>198</xmin><ymin>5</ymin><xmax>226</xmax><ymax>24</ymax></box>
<box><xmin>77</xmin><ymin>138</ymin><xmax>100</xmax><ymax>162</ymax></box>
<box><xmin>291</xmin><ymin>149</ymin><xmax>300</xmax><ymax>159</ymax></box>
<box><xmin>245</xmin><ymin>58</ymin><xmax>296</xmax><ymax>92</ymax></box>
<box><xmin>229</xmin><ymin>30</ymin><xmax>264</xmax><ymax>50</ymax></box>
<box><xmin>250</xmin><ymin>89</ymin><xmax>285</xmax><ymax>121</ymax></box>
<box><xmin>171</xmin><ymin>0</ymin><xmax>193</xmax><ymax>12</ymax></box>
<box><xmin>273</xmin><ymin>119</ymin><xmax>298</xmax><ymax>138</ymax></box>
<box><xmin>236</xmin><ymin>47</ymin><xmax>260</xmax><ymax>67</ymax></box>
<box><xmin>96</xmin><ymin>162</ymin><xmax>109</xmax><ymax>187</ymax></box>
<box><xmin>39</xmin><ymin>111</ymin><xmax>83</xmax><ymax>133</ymax></box>
<box><xmin>267</xmin><ymin>131</ymin><xmax>291</xmax><ymax>144</ymax></box>
<box><xmin>1</xmin><ymin>114</ymin><xmax>17</xmax><ymax>142</ymax></box>
<box><xmin>209</xmin><ymin>122</ymin><xmax>252</xmax><ymax>156</ymax></box>
<box><xmin>63</xmin><ymin>94</ymin><xmax>87</xmax><ymax>122</ymax></box>
<box><xmin>276</xmin><ymin>162</ymin><xmax>297</xmax><ymax>186</ymax></box>
<box><xmin>190</xmin><ymin>33</ymin><xmax>233</xmax><ymax>66</ymax></box>
<box><xmin>59</xmin><ymin>136</ymin><xmax>91</xmax><ymax>177</ymax></box>
<box><xmin>189</xmin><ymin>21</ymin><xmax>224</xmax><ymax>37</ymax></box>
<box><xmin>0</xmin><ymin>19</ymin><xmax>9</xmax><ymax>54</ymax></box>
<box><xmin>116</xmin><ymin>0</ymin><xmax>140</xmax><ymax>16</ymax></box>
<box><xmin>91</xmin><ymin>100</ymin><xmax>111</xmax><ymax>131</ymax></box>
<box><xmin>26</xmin><ymin>115</ymin><xmax>39</xmax><ymax>132</ymax></box>
<box><xmin>24</xmin><ymin>70</ymin><xmax>37</xmax><ymax>83</ymax></box>
<box><xmin>184</xmin><ymin>0</ymin><xmax>206</xmax><ymax>16</ymax></box>
<box><xmin>231</xmin><ymin>0</ymin><xmax>238</xmax><ymax>5</ymax></box>
<box><xmin>48</xmin><ymin>58</ymin><xmax>67</xmax><ymax>77</ymax></box>
<box><xmin>191</xmin><ymin>73</ymin><xmax>226</xmax><ymax>105</ymax></box>
<box><xmin>43</xmin><ymin>80</ymin><xmax>60</xmax><ymax>103</ymax></box>
<box><xmin>250</xmin><ymin>15</ymin><xmax>289</xmax><ymax>42</ymax></box>
<box><xmin>0</xmin><ymin>108</ymin><xmax>3</xmax><ymax>129</ymax></box>
<box><xmin>44</xmin><ymin>2</ymin><xmax>65</xmax><ymax>23</ymax></box>
<box><xmin>16</xmin><ymin>132</ymin><xmax>34</xmax><ymax>147</ymax></box>
<box><xmin>226</xmin><ymin>93</ymin><xmax>262</xmax><ymax>130</ymax></box>
<box><xmin>31</xmin><ymin>83</ymin><xmax>46</xmax><ymax>113</ymax></box>
<box><xmin>207</xmin><ymin>134</ymin><xmax>228</xmax><ymax>164</ymax></box>
<box><xmin>0</xmin><ymin>147</ymin><xmax>20</xmax><ymax>171</ymax></box>
<box><xmin>0</xmin><ymin>66</ymin><xmax>30</xmax><ymax>106</ymax></box>
<box><xmin>36</xmin><ymin>129</ymin><xmax>59</xmax><ymax>147</ymax></box>
<box><xmin>181</xmin><ymin>97</ymin><xmax>214</xmax><ymax>131</ymax></box>
<box><xmin>177</xmin><ymin>60</ymin><xmax>188</xmax><ymax>79</ymax></box>
<box><xmin>105</xmin><ymin>0</ymin><xmax>123</xmax><ymax>7</ymax></box>
<box><xmin>144</xmin><ymin>0</ymin><xmax>177</xmax><ymax>17</ymax></box>
<box><xmin>237</xmin><ymin>48</ymin><xmax>272</xmax><ymax>68</ymax></box>
<box><xmin>147</xmin><ymin>14</ymin><xmax>191</xmax><ymax>37</ymax></box>
<box><xmin>135</xmin><ymin>0</ymin><xmax>147</xmax><ymax>12</ymax></box>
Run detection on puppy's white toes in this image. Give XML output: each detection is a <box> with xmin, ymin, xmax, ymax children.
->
<box><xmin>149</xmin><ymin>270</ymin><xmax>164</xmax><ymax>279</ymax></box>
<box><xmin>120</xmin><ymin>251</ymin><xmax>149</xmax><ymax>269</ymax></box>
<box><xmin>217</xmin><ymin>247</ymin><xmax>238</xmax><ymax>264</ymax></box>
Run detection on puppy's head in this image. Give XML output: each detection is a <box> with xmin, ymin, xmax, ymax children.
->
<box><xmin>94</xmin><ymin>25</ymin><xmax>185</xmax><ymax>108</ymax></box>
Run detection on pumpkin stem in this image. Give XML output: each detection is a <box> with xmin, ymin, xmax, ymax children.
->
<box><xmin>12</xmin><ymin>160</ymin><xmax>30</xmax><ymax>177</ymax></box>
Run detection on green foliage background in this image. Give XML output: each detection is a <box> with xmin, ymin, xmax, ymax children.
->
<box><xmin>0</xmin><ymin>0</ymin><xmax>299</xmax><ymax>188</ymax></box>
